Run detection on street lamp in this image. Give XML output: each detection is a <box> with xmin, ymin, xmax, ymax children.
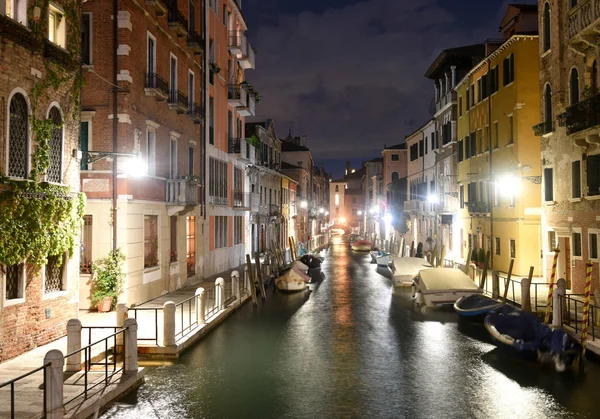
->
<box><xmin>319</xmin><ymin>207</ymin><xmax>324</xmax><ymax>214</ymax></box>
<box><xmin>357</xmin><ymin>210</ymin><xmax>362</xmax><ymax>215</ymax></box>
<box><xmin>427</xmin><ymin>194</ymin><xmax>438</xmax><ymax>204</ymax></box>
<box><xmin>300</xmin><ymin>200</ymin><xmax>307</xmax><ymax>209</ymax></box>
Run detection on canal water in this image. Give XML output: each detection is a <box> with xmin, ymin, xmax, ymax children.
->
<box><xmin>104</xmin><ymin>239</ymin><xmax>599</xmax><ymax>418</ymax></box>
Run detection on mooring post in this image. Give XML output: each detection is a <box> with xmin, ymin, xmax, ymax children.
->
<box><xmin>503</xmin><ymin>259</ymin><xmax>514</xmax><ymax>304</ymax></box>
<box><xmin>116</xmin><ymin>302</ymin><xmax>128</xmax><ymax>346</ymax></box>
<box><xmin>66</xmin><ymin>319</ymin><xmax>82</xmax><ymax>372</ymax></box>
<box><xmin>123</xmin><ymin>318</ymin><xmax>138</xmax><ymax>374</ymax></box>
<box><xmin>196</xmin><ymin>287</ymin><xmax>206</xmax><ymax>324</ymax></box>
<box><xmin>492</xmin><ymin>271</ymin><xmax>500</xmax><ymax>300</ymax></box>
<box><xmin>163</xmin><ymin>301</ymin><xmax>176</xmax><ymax>347</ymax></box>
<box><xmin>44</xmin><ymin>349</ymin><xmax>64</xmax><ymax>419</ymax></box>
<box><xmin>595</xmin><ymin>289</ymin><xmax>600</xmax><ymax>326</ymax></box>
<box><xmin>232</xmin><ymin>270</ymin><xmax>240</xmax><ymax>301</ymax></box>
<box><xmin>521</xmin><ymin>267</ymin><xmax>534</xmax><ymax>312</ymax></box>
<box><xmin>216</xmin><ymin>277</ymin><xmax>225</xmax><ymax>310</ymax></box>
<box><xmin>553</xmin><ymin>278</ymin><xmax>567</xmax><ymax>328</ymax></box>
<box><xmin>246</xmin><ymin>254</ymin><xmax>258</xmax><ymax>306</ymax></box>
<box><xmin>255</xmin><ymin>253</ymin><xmax>267</xmax><ymax>300</ymax></box>
<box><xmin>464</xmin><ymin>248</ymin><xmax>472</xmax><ymax>276</ymax></box>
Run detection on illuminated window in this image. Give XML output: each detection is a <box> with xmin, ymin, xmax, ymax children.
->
<box><xmin>48</xmin><ymin>4</ymin><xmax>66</xmax><ymax>48</ymax></box>
<box><xmin>335</xmin><ymin>193</ymin><xmax>339</xmax><ymax>206</ymax></box>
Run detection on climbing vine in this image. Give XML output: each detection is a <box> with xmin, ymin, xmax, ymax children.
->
<box><xmin>0</xmin><ymin>0</ymin><xmax>85</xmax><ymax>269</ymax></box>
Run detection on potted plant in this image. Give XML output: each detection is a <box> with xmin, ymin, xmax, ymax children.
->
<box><xmin>477</xmin><ymin>248</ymin><xmax>486</xmax><ymax>268</ymax></box>
<box><xmin>471</xmin><ymin>248</ymin><xmax>478</xmax><ymax>266</ymax></box>
<box><xmin>91</xmin><ymin>248</ymin><xmax>125</xmax><ymax>312</ymax></box>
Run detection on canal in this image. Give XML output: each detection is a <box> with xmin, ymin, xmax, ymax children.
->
<box><xmin>104</xmin><ymin>240</ymin><xmax>599</xmax><ymax>418</ymax></box>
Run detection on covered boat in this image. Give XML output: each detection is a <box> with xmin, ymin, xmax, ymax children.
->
<box><xmin>299</xmin><ymin>254</ymin><xmax>322</xmax><ymax>269</ymax></box>
<box><xmin>388</xmin><ymin>256</ymin><xmax>432</xmax><ymax>287</ymax></box>
<box><xmin>412</xmin><ymin>268</ymin><xmax>482</xmax><ymax>307</ymax></box>
<box><xmin>454</xmin><ymin>294</ymin><xmax>504</xmax><ymax>318</ymax></box>
<box><xmin>275</xmin><ymin>266</ymin><xmax>310</xmax><ymax>292</ymax></box>
<box><xmin>370</xmin><ymin>250</ymin><xmax>391</xmax><ymax>267</ymax></box>
<box><xmin>484</xmin><ymin>305</ymin><xmax>580</xmax><ymax>371</ymax></box>
<box><xmin>351</xmin><ymin>240</ymin><xmax>372</xmax><ymax>252</ymax></box>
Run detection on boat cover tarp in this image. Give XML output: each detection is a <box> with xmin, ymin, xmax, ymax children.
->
<box><xmin>389</xmin><ymin>256</ymin><xmax>431</xmax><ymax>275</ymax></box>
<box><xmin>418</xmin><ymin>268</ymin><xmax>480</xmax><ymax>294</ymax></box>
<box><xmin>455</xmin><ymin>294</ymin><xmax>502</xmax><ymax>312</ymax></box>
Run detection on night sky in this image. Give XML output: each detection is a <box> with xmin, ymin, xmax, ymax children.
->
<box><xmin>243</xmin><ymin>0</ymin><xmax>534</xmax><ymax>179</ymax></box>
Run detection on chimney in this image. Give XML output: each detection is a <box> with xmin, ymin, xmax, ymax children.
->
<box><xmin>345</xmin><ymin>161</ymin><xmax>350</xmax><ymax>176</ymax></box>
<box><xmin>301</xmin><ymin>135</ymin><xmax>307</xmax><ymax>147</ymax></box>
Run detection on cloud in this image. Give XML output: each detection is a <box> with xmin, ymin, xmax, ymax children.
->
<box><xmin>245</xmin><ymin>0</ymin><xmax>501</xmax><ymax>176</ymax></box>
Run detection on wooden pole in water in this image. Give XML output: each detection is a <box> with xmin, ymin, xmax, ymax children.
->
<box><xmin>464</xmin><ymin>248</ymin><xmax>472</xmax><ymax>275</ymax></box>
<box><xmin>254</xmin><ymin>253</ymin><xmax>267</xmax><ymax>300</ymax></box>
<box><xmin>410</xmin><ymin>241</ymin><xmax>415</xmax><ymax>257</ymax></box>
<box><xmin>399</xmin><ymin>237</ymin><xmax>405</xmax><ymax>257</ymax></box>
<box><xmin>289</xmin><ymin>237</ymin><xmax>296</xmax><ymax>261</ymax></box>
<box><xmin>502</xmin><ymin>259</ymin><xmax>514</xmax><ymax>304</ymax></box>
<box><xmin>581</xmin><ymin>262</ymin><xmax>594</xmax><ymax>358</ymax></box>
<box><xmin>246</xmin><ymin>254</ymin><xmax>258</xmax><ymax>306</ymax></box>
<box><xmin>545</xmin><ymin>248</ymin><xmax>560</xmax><ymax>323</ymax></box>
<box><xmin>479</xmin><ymin>250</ymin><xmax>490</xmax><ymax>289</ymax></box>
<box><xmin>521</xmin><ymin>266</ymin><xmax>534</xmax><ymax>312</ymax></box>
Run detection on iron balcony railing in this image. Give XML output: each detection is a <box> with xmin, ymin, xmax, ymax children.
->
<box><xmin>228</xmin><ymin>30</ymin><xmax>247</xmax><ymax>55</ymax></box>
<box><xmin>145</xmin><ymin>72</ymin><xmax>169</xmax><ymax>96</ymax></box>
<box><xmin>187</xmin><ymin>30</ymin><xmax>203</xmax><ymax>53</ymax></box>
<box><xmin>169</xmin><ymin>90</ymin><xmax>189</xmax><ymax>110</ymax></box>
<box><xmin>168</xmin><ymin>3</ymin><xmax>188</xmax><ymax>34</ymax></box>
<box><xmin>209</xmin><ymin>195</ymin><xmax>228</xmax><ymax>206</ymax></box>
<box><xmin>167</xmin><ymin>178</ymin><xmax>198</xmax><ymax>205</ymax></box>
<box><xmin>228</xmin><ymin>137</ymin><xmax>241</xmax><ymax>154</ymax></box>
<box><xmin>145</xmin><ymin>0</ymin><xmax>167</xmax><ymax>16</ymax></box>
<box><xmin>565</xmin><ymin>93</ymin><xmax>600</xmax><ymax>135</ymax></box>
<box><xmin>533</xmin><ymin>120</ymin><xmax>554</xmax><ymax>136</ymax></box>
<box><xmin>187</xmin><ymin>103</ymin><xmax>204</xmax><ymax>121</ymax></box>
<box><xmin>467</xmin><ymin>201</ymin><xmax>490</xmax><ymax>214</ymax></box>
<box><xmin>233</xmin><ymin>191</ymin><xmax>250</xmax><ymax>208</ymax></box>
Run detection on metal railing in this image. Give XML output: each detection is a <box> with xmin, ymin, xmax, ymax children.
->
<box><xmin>145</xmin><ymin>72</ymin><xmax>169</xmax><ymax>96</ymax></box>
<box><xmin>167</xmin><ymin>178</ymin><xmax>199</xmax><ymax>205</ymax></box>
<box><xmin>466</xmin><ymin>201</ymin><xmax>490</xmax><ymax>214</ymax></box>
<box><xmin>0</xmin><ymin>363</ymin><xmax>49</xmax><ymax>419</ymax></box>
<box><xmin>558</xmin><ymin>294</ymin><xmax>599</xmax><ymax>341</ymax></box>
<box><xmin>174</xmin><ymin>295</ymin><xmax>200</xmax><ymax>341</ymax></box>
<box><xmin>532</xmin><ymin>120</ymin><xmax>554</xmax><ymax>136</ymax></box>
<box><xmin>208</xmin><ymin>195</ymin><xmax>228</xmax><ymax>206</ymax></box>
<box><xmin>228</xmin><ymin>137</ymin><xmax>242</xmax><ymax>153</ymax></box>
<box><xmin>168</xmin><ymin>5</ymin><xmax>188</xmax><ymax>32</ymax></box>
<box><xmin>187</xmin><ymin>30</ymin><xmax>203</xmax><ymax>50</ymax></box>
<box><xmin>269</xmin><ymin>204</ymin><xmax>280</xmax><ymax>215</ymax></box>
<box><xmin>187</xmin><ymin>103</ymin><xmax>204</xmax><ymax>120</ymax></box>
<box><xmin>128</xmin><ymin>307</ymin><xmax>160</xmax><ymax>346</ymax></box>
<box><xmin>169</xmin><ymin>90</ymin><xmax>189</xmax><ymax>110</ymax></box>
<box><xmin>228</xmin><ymin>30</ymin><xmax>247</xmax><ymax>55</ymax></box>
<box><xmin>204</xmin><ymin>284</ymin><xmax>220</xmax><ymax>319</ymax></box>
<box><xmin>63</xmin><ymin>327</ymin><xmax>127</xmax><ymax>405</ymax></box>
<box><xmin>233</xmin><ymin>191</ymin><xmax>250</xmax><ymax>208</ymax></box>
<box><xmin>565</xmin><ymin>93</ymin><xmax>600</xmax><ymax>135</ymax></box>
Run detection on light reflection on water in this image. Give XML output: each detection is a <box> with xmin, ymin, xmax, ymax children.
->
<box><xmin>103</xmin><ymin>239</ymin><xmax>598</xmax><ymax>418</ymax></box>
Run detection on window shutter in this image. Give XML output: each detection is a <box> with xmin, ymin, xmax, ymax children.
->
<box><xmin>544</xmin><ymin>167</ymin><xmax>554</xmax><ymax>201</ymax></box>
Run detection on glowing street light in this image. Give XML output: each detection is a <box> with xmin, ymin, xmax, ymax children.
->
<box><xmin>300</xmin><ymin>200</ymin><xmax>307</xmax><ymax>209</ymax></box>
<box><xmin>357</xmin><ymin>210</ymin><xmax>363</xmax><ymax>215</ymax></box>
<box><xmin>497</xmin><ymin>176</ymin><xmax>522</xmax><ymax>197</ymax></box>
<box><xmin>383</xmin><ymin>213</ymin><xmax>393</xmax><ymax>224</ymax></box>
<box><xmin>339</xmin><ymin>217</ymin><xmax>346</xmax><ymax>224</ymax></box>
<box><xmin>319</xmin><ymin>207</ymin><xmax>324</xmax><ymax>214</ymax></box>
<box><xmin>427</xmin><ymin>194</ymin><xmax>438</xmax><ymax>204</ymax></box>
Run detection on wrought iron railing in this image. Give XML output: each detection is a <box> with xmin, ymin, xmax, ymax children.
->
<box><xmin>209</xmin><ymin>195</ymin><xmax>228</xmax><ymax>206</ymax></box>
<box><xmin>174</xmin><ymin>295</ymin><xmax>200</xmax><ymax>341</ymax></box>
<box><xmin>169</xmin><ymin>90</ymin><xmax>189</xmax><ymax>110</ymax></box>
<box><xmin>269</xmin><ymin>204</ymin><xmax>280</xmax><ymax>215</ymax></box>
<box><xmin>128</xmin><ymin>307</ymin><xmax>160</xmax><ymax>346</ymax></box>
<box><xmin>145</xmin><ymin>72</ymin><xmax>169</xmax><ymax>96</ymax></box>
<box><xmin>168</xmin><ymin>4</ymin><xmax>188</xmax><ymax>32</ymax></box>
<box><xmin>0</xmin><ymin>363</ymin><xmax>49</xmax><ymax>418</ymax></box>
<box><xmin>558</xmin><ymin>294</ymin><xmax>599</xmax><ymax>341</ymax></box>
<box><xmin>467</xmin><ymin>201</ymin><xmax>490</xmax><ymax>214</ymax></box>
<box><xmin>233</xmin><ymin>191</ymin><xmax>250</xmax><ymax>208</ymax></box>
<box><xmin>187</xmin><ymin>103</ymin><xmax>204</xmax><ymax>120</ymax></box>
<box><xmin>187</xmin><ymin>30</ymin><xmax>203</xmax><ymax>51</ymax></box>
<box><xmin>532</xmin><ymin>120</ymin><xmax>554</xmax><ymax>136</ymax></box>
<box><xmin>565</xmin><ymin>93</ymin><xmax>600</xmax><ymax>135</ymax></box>
<box><xmin>228</xmin><ymin>137</ymin><xmax>241</xmax><ymax>153</ymax></box>
<box><xmin>228</xmin><ymin>30</ymin><xmax>247</xmax><ymax>54</ymax></box>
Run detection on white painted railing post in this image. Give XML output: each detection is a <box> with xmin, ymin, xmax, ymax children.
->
<box><xmin>553</xmin><ymin>278</ymin><xmax>567</xmax><ymax>328</ymax></box>
<box><xmin>196</xmin><ymin>287</ymin><xmax>206</xmax><ymax>325</ymax></box>
<box><xmin>216</xmin><ymin>277</ymin><xmax>225</xmax><ymax>311</ymax></box>
<box><xmin>116</xmin><ymin>303</ymin><xmax>128</xmax><ymax>346</ymax></box>
<box><xmin>163</xmin><ymin>301</ymin><xmax>176</xmax><ymax>347</ymax></box>
<box><xmin>66</xmin><ymin>319</ymin><xmax>81</xmax><ymax>372</ymax></box>
<box><xmin>123</xmin><ymin>318</ymin><xmax>138</xmax><ymax>374</ymax></box>
<box><xmin>44</xmin><ymin>349</ymin><xmax>64</xmax><ymax>419</ymax></box>
<box><xmin>232</xmin><ymin>270</ymin><xmax>240</xmax><ymax>300</ymax></box>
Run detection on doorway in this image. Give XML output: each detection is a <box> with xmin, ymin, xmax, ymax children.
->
<box><xmin>557</xmin><ymin>236</ymin><xmax>572</xmax><ymax>290</ymax></box>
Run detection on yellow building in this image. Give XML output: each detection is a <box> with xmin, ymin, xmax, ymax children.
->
<box><xmin>455</xmin><ymin>32</ymin><xmax>541</xmax><ymax>276</ymax></box>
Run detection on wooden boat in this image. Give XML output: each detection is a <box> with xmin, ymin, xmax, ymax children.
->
<box><xmin>454</xmin><ymin>294</ymin><xmax>504</xmax><ymax>318</ymax></box>
<box><xmin>388</xmin><ymin>256</ymin><xmax>432</xmax><ymax>287</ymax></box>
<box><xmin>299</xmin><ymin>254</ymin><xmax>322</xmax><ymax>269</ymax></box>
<box><xmin>484</xmin><ymin>305</ymin><xmax>580</xmax><ymax>372</ymax></box>
<box><xmin>412</xmin><ymin>268</ymin><xmax>482</xmax><ymax>307</ymax></box>
<box><xmin>274</xmin><ymin>266</ymin><xmax>310</xmax><ymax>292</ymax></box>
<box><xmin>351</xmin><ymin>240</ymin><xmax>372</xmax><ymax>252</ymax></box>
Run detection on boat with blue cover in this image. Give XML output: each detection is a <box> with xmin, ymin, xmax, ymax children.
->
<box><xmin>484</xmin><ymin>305</ymin><xmax>580</xmax><ymax>371</ymax></box>
<box><xmin>454</xmin><ymin>294</ymin><xmax>504</xmax><ymax>318</ymax></box>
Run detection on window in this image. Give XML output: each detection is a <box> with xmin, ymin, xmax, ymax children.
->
<box><xmin>419</xmin><ymin>140</ymin><xmax>424</xmax><ymax>157</ymax></box>
<box><xmin>459</xmin><ymin>185</ymin><xmax>464</xmax><ymax>208</ymax></box>
<box><xmin>4</xmin><ymin>262</ymin><xmax>25</xmax><ymax>301</ymax></box>
<box><xmin>186</xmin><ymin>216</ymin><xmax>196</xmax><ymax>276</ymax></box>
<box><xmin>509</xmin><ymin>193</ymin><xmax>515</xmax><ymax>208</ymax></box>
<box><xmin>170</xmin><ymin>216</ymin><xmax>177</xmax><ymax>263</ymax></box>
<box><xmin>548</xmin><ymin>230</ymin><xmax>557</xmax><ymax>252</ymax></box>
<box><xmin>570</xmin><ymin>0</ymin><xmax>578</xmax><ymax>8</ymax></box>
<box><xmin>503</xmin><ymin>54</ymin><xmax>515</xmax><ymax>86</ymax></box>
<box><xmin>335</xmin><ymin>193</ymin><xmax>339</xmax><ymax>206</ymax></box>
<box><xmin>209</xmin><ymin>96</ymin><xmax>214</xmax><ymax>144</ymax></box>
<box><xmin>47</xmin><ymin>106</ymin><xmax>63</xmax><ymax>183</ymax></box>
<box><xmin>493</xmin><ymin>181</ymin><xmax>499</xmax><ymax>207</ymax></box>
<box><xmin>544</xmin><ymin>167</ymin><xmax>554</xmax><ymax>202</ymax></box>
<box><xmin>495</xmin><ymin>237</ymin><xmax>501</xmax><ymax>255</ymax></box>
<box><xmin>466</xmin><ymin>88</ymin><xmax>470</xmax><ymax>110</ymax></box>
<box><xmin>470</xmin><ymin>132</ymin><xmax>476</xmax><ymax>157</ymax></box>
<box><xmin>80</xmin><ymin>215</ymin><xmax>93</xmax><ymax>274</ymax></box>
<box><xmin>493</xmin><ymin>122</ymin><xmax>499</xmax><ymax>149</ymax></box>
<box><xmin>234</xmin><ymin>216</ymin><xmax>243</xmax><ymax>245</ymax></box>
<box><xmin>209</xmin><ymin>39</ymin><xmax>215</xmax><ymax>84</ymax></box>
<box><xmin>570</xmin><ymin>68</ymin><xmax>580</xmax><ymax>106</ymax></box>
<box><xmin>509</xmin><ymin>239</ymin><xmax>516</xmax><ymax>259</ymax></box>
<box><xmin>6</xmin><ymin>0</ymin><xmax>27</xmax><ymax>26</ymax></box>
<box><xmin>482</xmin><ymin>74</ymin><xmax>488</xmax><ymax>99</ymax></box>
<box><xmin>572</xmin><ymin>231</ymin><xmax>582</xmax><ymax>258</ymax></box>
<box><xmin>170</xmin><ymin>139</ymin><xmax>177</xmax><ymax>179</ymax></box>
<box><xmin>8</xmin><ymin>92</ymin><xmax>29</xmax><ymax>178</ymax></box>
<box><xmin>144</xmin><ymin>215</ymin><xmax>159</xmax><ymax>268</ymax></box>
<box><xmin>490</xmin><ymin>66</ymin><xmax>499</xmax><ymax>94</ymax></box>
<box><xmin>543</xmin><ymin>3</ymin><xmax>550</xmax><ymax>52</ymax></box>
<box><xmin>82</xmin><ymin>13</ymin><xmax>92</xmax><ymax>65</ymax></box>
<box><xmin>188</xmin><ymin>70</ymin><xmax>195</xmax><ymax>107</ymax></box>
<box><xmin>147</xmin><ymin>33</ymin><xmax>156</xmax><ymax>74</ymax></box>
<box><xmin>170</xmin><ymin>54</ymin><xmax>178</xmax><ymax>92</ymax></box>
<box><xmin>544</xmin><ymin>84</ymin><xmax>552</xmax><ymax>126</ymax></box>
<box><xmin>80</xmin><ymin>121</ymin><xmax>90</xmax><ymax>170</ymax></box>
<box><xmin>146</xmin><ymin>129</ymin><xmax>156</xmax><ymax>176</ymax></box>
<box><xmin>470</xmin><ymin>83</ymin><xmax>475</xmax><ymax>106</ymax></box>
<box><xmin>189</xmin><ymin>0</ymin><xmax>196</xmax><ymax>31</ymax></box>
<box><xmin>222</xmin><ymin>4</ymin><xmax>228</xmax><ymax>26</ymax></box>
<box><xmin>587</xmin><ymin>154</ymin><xmax>600</xmax><ymax>196</ymax></box>
<box><xmin>44</xmin><ymin>254</ymin><xmax>64</xmax><ymax>293</ymax></box>
<box><xmin>209</xmin><ymin>158</ymin><xmax>228</xmax><ymax>204</ymax></box>
<box><xmin>457</xmin><ymin>139</ymin><xmax>463</xmax><ymax>162</ymax></box>
<box><xmin>591</xmin><ymin>60</ymin><xmax>598</xmax><ymax>92</ymax></box>
<box><xmin>410</xmin><ymin>144</ymin><xmax>418</xmax><ymax>161</ymax></box>
<box><xmin>188</xmin><ymin>146</ymin><xmax>194</xmax><ymax>176</ymax></box>
<box><xmin>572</xmin><ymin>160</ymin><xmax>581</xmax><ymax>199</ymax></box>
<box><xmin>508</xmin><ymin>115</ymin><xmax>514</xmax><ymax>144</ymax></box>
<box><xmin>48</xmin><ymin>4</ymin><xmax>66</xmax><ymax>48</ymax></box>
<box><xmin>391</xmin><ymin>154</ymin><xmax>399</xmax><ymax>161</ymax></box>
<box><xmin>477</xmin><ymin>77</ymin><xmax>482</xmax><ymax>102</ymax></box>
<box><xmin>589</xmin><ymin>230</ymin><xmax>599</xmax><ymax>261</ymax></box>
<box><xmin>215</xmin><ymin>216</ymin><xmax>228</xmax><ymax>249</ymax></box>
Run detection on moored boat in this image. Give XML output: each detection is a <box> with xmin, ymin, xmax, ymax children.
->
<box><xmin>454</xmin><ymin>294</ymin><xmax>504</xmax><ymax>318</ymax></box>
<box><xmin>274</xmin><ymin>266</ymin><xmax>310</xmax><ymax>292</ymax></box>
<box><xmin>484</xmin><ymin>305</ymin><xmax>580</xmax><ymax>371</ymax></box>
<box><xmin>388</xmin><ymin>256</ymin><xmax>432</xmax><ymax>287</ymax></box>
<box><xmin>351</xmin><ymin>240</ymin><xmax>372</xmax><ymax>252</ymax></box>
<box><xmin>299</xmin><ymin>254</ymin><xmax>322</xmax><ymax>269</ymax></box>
<box><xmin>412</xmin><ymin>268</ymin><xmax>482</xmax><ymax>307</ymax></box>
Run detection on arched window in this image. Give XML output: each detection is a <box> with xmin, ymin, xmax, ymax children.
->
<box><xmin>570</xmin><ymin>68</ymin><xmax>580</xmax><ymax>105</ymax></box>
<box><xmin>543</xmin><ymin>3</ymin><xmax>550</xmax><ymax>52</ymax></box>
<box><xmin>47</xmin><ymin>106</ymin><xmax>63</xmax><ymax>183</ymax></box>
<box><xmin>544</xmin><ymin>84</ymin><xmax>552</xmax><ymax>125</ymax></box>
<box><xmin>8</xmin><ymin>93</ymin><xmax>29</xmax><ymax>178</ymax></box>
<box><xmin>391</xmin><ymin>172</ymin><xmax>399</xmax><ymax>183</ymax></box>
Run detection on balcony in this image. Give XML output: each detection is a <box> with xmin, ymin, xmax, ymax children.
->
<box><xmin>568</xmin><ymin>0</ymin><xmax>600</xmax><ymax>53</ymax></box>
<box><xmin>187</xmin><ymin>31</ymin><xmax>203</xmax><ymax>55</ymax></box>
<box><xmin>209</xmin><ymin>195</ymin><xmax>228</xmax><ymax>206</ymax></box>
<box><xmin>168</xmin><ymin>3</ymin><xmax>188</xmax><ymax>37</ymax></box>
<box><xmin>228</xmin><ymin>84</ymin><xmax>247</xmax><ymax>108</ymax></box>
<box><xmin>565</xmin><ymin>93</ymin><xmax>600</xmax><ymax>135</ymax></box>
<box><xmin>238</xmin><ymin>41</ymin><xmax>255</xmax><ymax>70</ymax></box>
<box><xmin>168</xmin><ymin>90</ymin><xmax>189</xmax><ymax>113</ymax></box>
<box><xmin>237</xmin><ymin>92</ymin><xmax>255</xmax><ymax>117</ymax></box>
<box><xmin>233</xmin><ymin>191</ymin><xmax>250</xmax><ymax>209</ymax></box>
<box><xmin>228</xmin><ymin>137</ymin><xmax>241</xmax><ymax>154</ymax></box>
<box><xmin>144</xmin><ymin>73</ymin><xmax>169</xmax><ymax>101</ymax></box>
<box><xmin>146</xmin><ymin>0</ymin><xmax>167</xmax><ymax>16</ymax></box>
<box><xmin>467</xmin><ymin>201</ymin><xmax>490</xmax><ymax>215</ymax></box>
<box><xmin>228</xmin><ymin>30</ymin><xmax>247</xmax><ymax>55</ymax></box>
<box><xmin>533</xmin><ymin>120</ymin><xmax>554</xmax><ymax>137</ymax></box>
<box><xmin>435</xmin><ymin>90</ymin><xmax>456</xmax><ymax>113</ymax></box>
<box><xmin>404</xmin><ymin>200</ymin><xmax>423</xmax><ymax>212</ymax></box>
<box><xmin>43</xmin><ymin>39</ymin><xmax>76</xmax><ymax>69</ymax></box>
<box><xmin>166</xmin><ymin>178</ymin><xmax>198</xmax><ymax>207</ymax></box>
<box><xmin>187</xmin><ymin>102</ymin><xmax>204</xmax><ymax>123</ymax></box>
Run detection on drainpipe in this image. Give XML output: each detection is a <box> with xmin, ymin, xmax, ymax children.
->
<box><xmin>112</xmin><ymin>0</ymin><xmax>118</xmax><ymax>252</ymax></box>
<box><xmin>488</xmin><ymin>61</ymin><xmax>494</xmax><ymax>270</ymax></box>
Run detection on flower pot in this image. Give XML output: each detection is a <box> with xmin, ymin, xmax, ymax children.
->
<box><xmin>97</xmin><ymin>296</ymin><xmax>113</xmax><ymax>312</ymax></box>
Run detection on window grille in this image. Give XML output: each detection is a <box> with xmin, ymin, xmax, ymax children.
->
<box><xmin>47</xmin><ymin>107</ymin><xmax>63</xmax><ymax>183</ymax></box>
<box><xmin>44</xmin><ymin>255</ymin><xmax>63</xmax><ymax>293</ymax></box>
<box><xmin>5</xmin><ymin>264</ymin><xmax>22</xmax><ymax>300</ymax></box>
<box><xmin>9</xmin><ymin>93</ymin><xmax>28</xmax><ymax>178</ymax></box>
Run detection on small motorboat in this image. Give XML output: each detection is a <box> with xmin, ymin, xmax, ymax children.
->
<box><xmin>299</xmin><ymin>254</ymin><xmax>322</xmax><ymax>269</ymax></box>
<box><xmin>412</xmin><ymin>268</ymin><xmax>482</xmax><ymax>307</ymax></box>
<box><xmin>484</xmin><ymin>305</ymin><xmax>580</xmax><ymax>372</ymax></box>
<box><xmin>454</xmin><ymin>294</ymin><xmax>504</xmax><ymax>318</ymax></box>
<box><xmin>275</xmin><ymin>266</ymin><xmax>310</xmax><ymax>292</ymax></box>
<box><xmin>351</xmin><ymin>240</ymin><xmax>372</xmax><ymax>252</ymax></box>
<box><xmin>375</xmin><ymin>252</ymin><xmax>392</xmax><ymax>268</ymax></box>
<box><xmin>388</xmin><ymin>256</ymin><xmax>432</xmax><ymax>287</ymax></box>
